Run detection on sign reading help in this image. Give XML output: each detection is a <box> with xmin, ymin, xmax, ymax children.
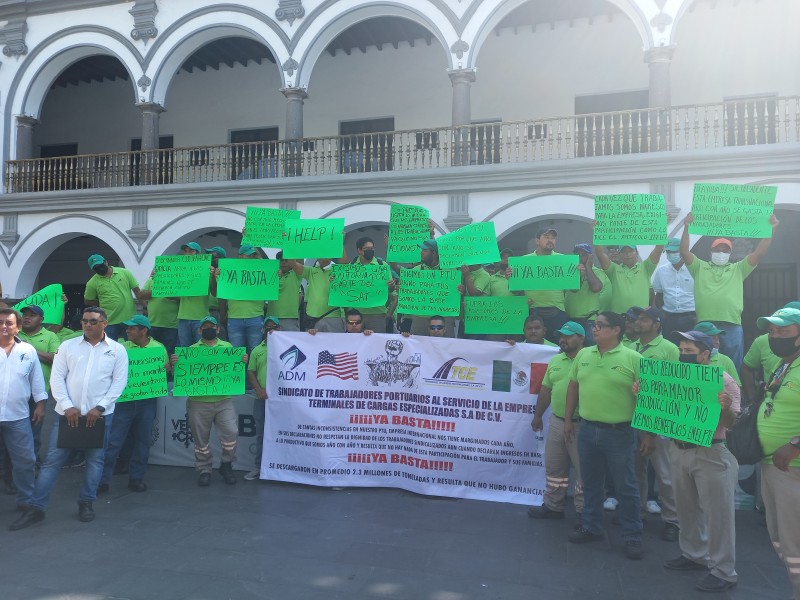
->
<box><xmin>13</xmin><ymin>284</ymin><xmax>64</xmax><ymax>325</ymax></box>
<box><xmin>282</xmin><ymin>218</ymin><xmax>345</xmax><ymax>259</ymax></box>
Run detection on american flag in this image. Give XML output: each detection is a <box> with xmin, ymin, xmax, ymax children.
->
<box><xmin>317</xmin><ymin>350</ymin><xmax>359</xmax><ymax>380</ymax></box>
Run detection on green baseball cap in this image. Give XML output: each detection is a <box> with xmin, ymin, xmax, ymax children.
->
<box><xmin>199</xmin><ymin>315</ymin><xmax>218</xmax><ymax>327</ymax></box>
<box><xmin>694</xmin><ymin>321</ymin><xmax>725</xmax><ymax>336</ymax></box>
<box><xmin>783</xmin><ymin>301</ymin><xmax>800</xmax><ymax>311</ymax></box>
<box><xmin>88</xmin><ymin>254</ymin><xmax>105</xmax><ymax>268</ymax></box>
<box><xmin>205</xmin><ymin>246</ymin><xmax>227</xmax><ymax>257</ymax></box>
<box><xmin>122</xmin><ymin>315</ymin><xmax>151</xmax><ymax>329</ymax></box>
<box><xmin>181</xmin><ymin>241</ymin><xmax>202</xmax><ymax>253</ymax></box>
<box><xmin>238</xmin><ymin>244</ymin><xmax>258</xmax><ymax>256</ymax></box>
<box><xmin>665</xmin><ymin>237</ymin><xmax>680</xmax><ymax>252</ymax></box>
<box><xmin>556</xmin><ymin>321</ymin><xmax>586</xmax><ymax>337</ymax></box>
<box><xmin>264</xmin><ymin>316</ymin><xmax>280</xmax><ymax>326</ymax></box>
<box><xmin>757</xmin><ymin>308</ymin><xmax>800</xmax><ymax>330</ymax></box>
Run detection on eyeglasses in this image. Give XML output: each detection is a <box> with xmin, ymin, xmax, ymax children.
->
<box><xmin>429</xmin><ymin>325</ymin><xmax>444</xmax><ymax>330</ymax></box>
<box><xmin>81</xmin><ymin>319</ymin><xmax>105</xmax><ymax>325</ymax></box>
<box><xmin>347</xmin><ymin>320</ymin><xmax>362</xmax><ymax>326</ymax></box>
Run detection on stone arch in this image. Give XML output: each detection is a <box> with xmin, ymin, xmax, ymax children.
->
<box><xmin>140</xmin><ymin>208</ymin><xmax>246</xmax><ymax>262</ymax></box>
<box><xmin>665</xmin><ymin>0</ymin><xmax>701</xmax><ymax>46</ymax></box>
<box><xmin>7</xmin><ymin>215</ymin><xmax>139</xmax><ymax>297</ymax></box>
<box><xmin>462</xmin><ymin>0</ymin><xmax>657</xmax><ymax>71</ymax></box>
<box><xmin>145</xmin><ymin>8</ymin><xmax>291</xmax><ymax>106</ymax></box>
<box><xmin>486</xmin><ymin>192</ymin><xmax>595</xmax><ymax>240</ymax></box>
<box><xmin>292</xmin><ymin>1</ymin><xmax>458</xmax><ymax>90</ymax></box>
<box><xmin>318</xmin><ymin>200</ymin><xmax>446</xmax><ymax>236</ymax></box>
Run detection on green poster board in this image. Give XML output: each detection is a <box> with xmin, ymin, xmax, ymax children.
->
<box><xmin>216</xmin><ymin>258</ymin><xmax>280</xmax><ymax>301</ymax></box>
<box><xmin>632</xmin><ymin>358</ymin><xmax>723</xmax><ymax>446</ymax></box>
<box><xmin>387</xmin><ymin>204</ymin><xmax>430</xmax><ymax>263</ymax></box>
<box><xmin>242</xmin><ymin>206</ymin><xmax>301</xmax><ymax>247</ymax></box>
<box><xmin>172</xmin><ymin>345</ymin><xmax>247</xmax><ymax>396</ymax></box>
<box><xmin>593</xmin><ymin>194</ymin><xmax>667</xmax><ymax>245</ymax></box>
<box><xmin>13</xmin><ymin>284</ymin><xmax>64</xmax><ymax>325</ymax></box>
<box><xmin>464</xmin><ymin>296</ymin><xmax>529</xmax><ymax>334</ymax></box>
<box><xmin>282</xmin><ymin>218</ymin><xmax>345</xmax><ymax>259</ymax></box>
<box><xmin>329</xmin><ymin>263</ymin><xmax>391</xmax><ymax>308</ymax></box>
<box><xmin>152</xmin><ymin>255</ymin><xmax>211</xmax><ymax>298</ymax></box>
<box><xmin>397</xmin><ymin>268</ymin><xmax>461</xmax><ymax>316</ymax></box>
<box><xmin>689</xmin><ymin>183</ymin><xmax>776</xmax><ymax>238</ymax></box>
<box><xmin>118</xmin><ymin>346</ymin><xmax>168</xmax><ymax>403</ymax></box>
<box><xmin>508</xmin><ymin>254</ymin><xmax>580</xmax><ymax>291</ymax></box>
<box><xmin>437</xmin><ymin>222</ymin><xmax>500</xmax><ymax>269</ymax></box>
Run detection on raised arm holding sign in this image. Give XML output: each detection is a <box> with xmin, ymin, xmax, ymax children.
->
<box><xmin>688</xmin><ymin>183</ymin><xmax>776</xmax><ymax>238</ymax></box>
<box><xmin>242</xmin><ymin>206</ymin><xmax>300</xmax><ymax>247</ymax></box>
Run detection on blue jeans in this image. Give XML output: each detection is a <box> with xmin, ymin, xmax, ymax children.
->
<box><xmin>0</xmin><ymin>418</ymin><xmax>37</xmax><ymax>507</ymax></box>
<box><xmin>178</xmin><ymin>319</ymin><xmax>202</xmax><ymax>348</ymax></box>
<box><xmin>715</xmin><ymin>322</ymin><xmax>743</xmax><ymax>373</ymax></box>
<box><xmin>150</xmin><ymin>326</ymin><xmax>178</xmax><ymax>356</ymax></box>
<box><xmin>31</xmin><ymin>414</ymin><xmax>113</xmax><ymax>510</ymax></box>
<box><xmin>29</xmin><ymin>398</ymin><xmax>45</xmax><ymax>460</ymax></box>
<box><xmin>105</xmin><ymin>323</ymin><xmax>128</xmax><ymax>343</ymax></box>
<box><xmin>253</xmin><ymin>397</ymin><xmax>266</xmax><ymax>468</ymax></box>
<box><xmin>227</xmin><ymin>317</ymin><xmax>263</xmax><ymax>354</ymax></box>
<box><xmin>101</xmin><ymin>399</ymin><xmax>157</xmax><ymax>484</ymax></box>
<box><xmin>578</xmin><ymin>421</ymin><xmax>642</xmax><ymax>541</ymax></box>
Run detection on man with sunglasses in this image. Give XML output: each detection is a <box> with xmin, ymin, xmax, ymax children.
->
<box><xmin>755</xmin><ymin>307</ymin><xmax>800</xmax><ymax>599</ymax></box>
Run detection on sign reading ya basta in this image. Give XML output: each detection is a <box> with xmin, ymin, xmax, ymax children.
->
<box><xmin>265</xmin><ymin>332</ymin><xmax>558</xmax><ymax>505</ymax></box>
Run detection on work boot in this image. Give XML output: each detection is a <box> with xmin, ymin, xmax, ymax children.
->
<box><xmin>9</xmin><ymin>509</ymin><xmax>45</xmax><ymax>531</ymax></box>
<box><xmin>78</xmin><ymin>501</ymin><xmax>95</xmax><ymax>522</ymax></box>
<box><xmin>218</xmin><ymin>462</ymin><xmax>236</xmax><ymax>485</ymax></box>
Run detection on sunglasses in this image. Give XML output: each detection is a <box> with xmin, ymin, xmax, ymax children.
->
<box><xmin>429</xmin><ymin>325</ymin><xmax>444</xmax><ymax>330</ymax></box>
<box><xmin>81</xmin><ymin>319</ymin><xmax>105</xmax><ymax>325</ymax></box>
<box><xmin>347</xmin><ymin>320</ymin><xmax>362</xmax><ymax>326</ymax></box>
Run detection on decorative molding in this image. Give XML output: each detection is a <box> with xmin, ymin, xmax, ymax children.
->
<box><xmin>282</xmin><ymin>58</ymin><xmax>298</xmax><ymax>78</ymax></box>
<box><xmin>444</xmin><ymin>193</ymin><xmax>472</xmax><ymax>231</ymax></box>
<box><xmin>0</xmin><ymin>14</ymin><xmax>28</xmax><ymax>57</ymax></box>
<box><xmin>137</xmin><ymin>75</ymin><xmax>152</xmax><ymax>92</ymax></box>
<box><xmin>0</xmin><ymin>213</ymin><xmax>20</xmax><ymax>250</ymax></box>
<box><xmin>450</xmin><ymin>40</ymin><xmax>469</xmax><ymax>60</ymax></box>
<box><xmin>129</xmin><ymin>1</ymin><xmax>159</xmax><ymax>44</ymax></box>
<box><xmin>279</xmin><ymin>201</ymin><xmax>298</xmax><ymax>211</ymax></box>
<box><xmin>275</xmin><ymin>0</ymin><xmax>305</xmax><ymax>26</ymax></box>
<box><xmin>126</xmin><ymin>208</ymin><xmax>150</xmax><ymax>249</ymax></box>
<box><xmin>650</xmin><ymin>181</ymin><xmax>680</xmax><ymax>222</ymax></box>
<box><xmin>650</xmin><ymin>11</ymin><xmax>673</xmax><ymax>34</ymax></box>
<box><xmin>644</xmin><ymin>45</ymin><xmax>676</xmax><ymax>65</ymax></box>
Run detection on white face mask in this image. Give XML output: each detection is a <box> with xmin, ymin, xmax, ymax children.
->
<box><xmin>666</xmin><ymin>252</ymin><xmax>681</xmax><ymax>265</ymax></box>
<box><xmin>711</xmin><ymin>252</ymin><xmax>730</xmax><ymax>266</ymax></box>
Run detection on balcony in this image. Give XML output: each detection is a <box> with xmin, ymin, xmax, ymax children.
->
<box><xmin>5</xmin><ymin>96</ymin><xmax>799</xmax><ymax>194</ymax></box>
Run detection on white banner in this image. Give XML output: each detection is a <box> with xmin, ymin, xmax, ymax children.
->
<box><xmin>264</xmin><ymin>332</ymin><xmax>558</xmax><ymax>505</ymax></box>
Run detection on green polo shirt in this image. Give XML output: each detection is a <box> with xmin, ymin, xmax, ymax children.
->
<box><xmin>185</xmin><ymin>339</ymin><xmax>236</xmax><ymax>403</ymax></box>
<box><xmin>744</xmin><ymin>334</ymin><xmax>781</xmax><ymax>376</ymax></box>
<box><xmin>469</xmin><ymin>268</ymin><xmax>492</xmax><ymax>295</ymax></box>
<box><xmin>266</xmin><ymin>270</ymin><xmax>302</xmax><ymax>319</ymax></box>
<box><xmin>177</xmin><ymin>295</ymin><xmax>211</xmax><ymax>321</ymax></box>
<box><xmin>569</xmin><ymin>343</ymin><xmax>641</xmax><ymax>423</ymax></box>
<box><xmin>523</xmin><ymin>250</ymin><xmax>566</xmax><ymax>311</ymax></box>
<box><xmin>488</xmin><ymin>274</ymin><xmax>513</xmax><ymax>297</ymax></box>
<box><xmin>565</xmin><ymin>266</ymin><xmax>609</xmax><ymax>319</ymax></box>
<box><xmin>142</xmin><ymin>277</ymin><xmax>179</xmax><ymax>329</ymax></box>
<box><xmin>84</xmin><ymin>267</ymin><xmax>139</xmax><ymax>325</ymax></box>
<box><xmin>622</xmin><ymin>335</ymin><xmax>639</xmax><ymax>350</ymax></box>
<box><xmin>711</xmin><ymin>350</ymin><xmax>742</xmax><ymax>386</ymax></box>
<box><xmin>227</xmin><ymin>299</ymin><xmax>265</xmax><ymax>320</ymax></box>
<box><xmin>303</xmin><ymin>266</ymin><xmax>340</xmax><ymax>319</ymax></box>
<box><xmin>349</xmin><ymin>258</ymin><xmax>388</xmax><ymax>316</ymax></box>
<box><xmin>635</xmin><ymin>334</ymin><xmax>679</xmax><ymax>362</ymax></box>
<box><xmin>247</xmin><ymin>340</ymin><xmax>268</xmax><ymax>389</ymax></box>
<box><xmin>542</xmin><ymin>352</ymin><xmax>579</xmax><ymax>419</ymax></box>
<box><xmin>758</xmin><ymin>356</ymin><xmax>800</xmax><ymax>467</ymax></box>
<box><xmin>686</xmin><ymin>255</ymin><xmax>755</xmax><ymax>324</ymax></box>
<box><xmin>603</xmin><ymin>259</ymin><xmax>656</xmax><ymax>314</ymax></box>
<box><xmin>18</xmin><ymin>328</ymin><xmax>60</xmax><ymax>392</ymax></box>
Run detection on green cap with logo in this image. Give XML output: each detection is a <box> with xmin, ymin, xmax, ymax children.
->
<box><xmin>199</xmin><ymin>315</ymin><xmax>218</xmax><ymax>326</ymax></box>
<box><xmin>205</xmin><ymin>246</ymin><xmax>227</xmax><ymax>257</ymax></box>
<box><xmin>757</xmin><ymin>308</ymin><xmax>800</xmax><ymax>330</ymax></box>
<box><xmin>88</xmin><ymin>254</ymin><xmax>105</xmax><ymax>268</ymax></box>
<box><xmin>556</xmin><ymin>321</ymin><xmax>586</xmax><ymax>337</ymax></box>
<box><xmin>694</xmin><ymin>321</ymin><xmax>725</xmax><ymax>336</ymax></box>
<box><xmin>665</xmin><ymin>237</ymin><xmax>680</xmax><ymax>252</ymax></box>
<box><xmin>264</xmin><ymin>316</ymin><xmax>280</xmax><ymax>326</ymax></box>
<box><xmin>122</xmin><ymin>315</ymin><xmax>152</xmax><ymax>329</ymax></box>
<box><xmin>238</xmin><ymin>244</ymin><xmax>258</xmax><ymax>256</ymax></box>
<box><xmin>181</xmin><ymin>241</ymin><xmax>202</xmax><ymax>253</ymax></box>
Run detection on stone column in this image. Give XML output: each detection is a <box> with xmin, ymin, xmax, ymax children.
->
<box><xmin>136</xmin><ymin>102</ymin><xmax>165</xmax><ymax>151</ymax></box>
<box><xmin>14</xmin><ymin>116</ymin><xmax>38</xmax><ymax>192</ymax></box>
<box><xmin>448</xmin><ymin>69</ymin><xmax>476</xmax><ymax>166</ymax></box>
<box><xmin>15</xmin><ymin>115</ymin><xmax>38</xmax><ymax>160</ymax></box>
<box><xmin>282</xmin><ymin>87</ymin><xmax>307</xmax><ymax>176</ymax></box>
<box><xmin>644</xmin><ymin>46</ymin><xmax>675</xmax><ymax>151</ymax></box>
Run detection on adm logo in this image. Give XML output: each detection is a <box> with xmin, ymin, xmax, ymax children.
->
<box><xmin>423</xmin><ymin>357</ymin><xmax>485</xmax><ymax>390</ymax></box>
<box><xmin>279</xmin><ymin>345</ymin><xmax>307</xmax><ymax>381</ymax></box>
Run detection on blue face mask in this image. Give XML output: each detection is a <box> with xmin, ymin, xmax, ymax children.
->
<box><xmin>666</xmin><ymin>252</ymin><xmax>681</xmax><ymax>265</ymax></box>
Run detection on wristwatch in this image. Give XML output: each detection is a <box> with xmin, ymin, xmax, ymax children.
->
<box><xmin>94</xmin><ymin>406</ymin><xmax>106</xmax><ymax>414</ymax></box>
<box><xmin>789</xmin><ymin>436</ymin><xmax>800</xmax><ymax>449</ymax></box>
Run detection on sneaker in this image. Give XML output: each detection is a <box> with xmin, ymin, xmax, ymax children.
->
<box><xmin>647</xmin><ymin>500</ymin><xmax>662</xmax><ymax>514</ymax></box>
<box><xmin>243</xmin><ymin>469</ymin><xmax>260</xmax><ymax>481</ymax></box>
<box><xmin>568</xmin><ymin>527</ymin><xmax>604</xmax><ymax>544</ymax></box>
<box><xmin>661</xmin><ymin>522</ymin><xmax>680</xmax><ymax>542</ymax></box>
<box><xmin>603</xmin><ymin>497</ymin><xmax>619</xmax><ymax>511</ymax></box>
<box><xmin>624</xmin><ymin>540</ymin><xmax>643</xmax><ymax>560</ymax></box>
<box><xmin>527</xmin><ymin>505</ymin><xmax>565</xmax><ymax>520</ymax></box>
<box><xmin>695</xmin><ymin>573</ymin><xmax>736</xmax><ymax>592</ymax></box>
<box><xmin>664</xmin><ymin>556</ymin><xmax>708</xmax><ymax>571</ymax></box>
<box><xmin>198</xmin><ymin>473</ymin><xmax>211</xmax><ymax>487</ymax></box>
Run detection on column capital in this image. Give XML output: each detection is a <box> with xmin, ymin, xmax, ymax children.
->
<box><xmin>281</xmin><ymin>87</ymin><xmax>308</xmax><ymax>101</ymax></box>
<box><xmin>136</xmin><ymin>101</ymin><xmax>165</xmax><ymax>115</ymax></box>
<box><xmin>15</xmin><ymin>115</ymin><xmax>38</xmax><ymax>128</ymax></box>
<box><xmin>447</xmin><ymin>68</ymin><xmax>476</xmax><ymax>86</ymax></box>
<box><xmin>644</xmin><ymin>45</ymin><xmax>676</xmax><ymax>65</ymax></box>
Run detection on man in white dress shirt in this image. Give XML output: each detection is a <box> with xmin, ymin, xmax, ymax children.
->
<box><xmin>652</xmin><ymin>238</ymin><xmax>696</xmax><ymax>336</ymax></box>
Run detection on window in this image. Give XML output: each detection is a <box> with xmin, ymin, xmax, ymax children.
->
<box><xmin>230</xmin><ymin>127</ymin><xmax>280</xmax><ymax>179</ymax></box>
<box><xmin>575</xmin><ymin>90</ymin><xmax>651</xmax><ymax>156</ymax></box>
<box><xmin>723</xmin><ymin>94</ymin><xmax>777</xmax><ymax>147</ymax></box>
<box><xmin>339</xmin><ymin>117</ymin><xmax>394</xmax><ymax>173</ymax></box>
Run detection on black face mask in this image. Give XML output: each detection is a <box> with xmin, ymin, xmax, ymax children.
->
<box><xmin>679</xmin><ymin>354</ymin><xmax>698</xmax><ymax>364</ymax></box>
<box><xmin>93</xmin><ymin>265</ymin><xmax>109</xmax><ymax>275</ymax></box>
<box><xmin>363</xmin><ymin>249</ymin><xmax>375</xmax><ymax>261</ymax></box>
<box><xmin>201</xmin><ymin>328</ymin><xmax>217</xmax><ymax>341</ymax></box>
<box><xmin>768</xmin><ymin>334</ymin><xmax>800</xmax><ymax>358</ymax></box>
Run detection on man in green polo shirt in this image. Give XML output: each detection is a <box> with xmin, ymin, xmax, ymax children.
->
<box><xmin>176</xmin><ymin>242</ymin><xmax>217</xmax><ymax>347</ymax></box>
<box><xmin>291</xmin><ymin>257</ymin><xmax>343</xmax><ymax>333</ymax></box>
<box><xmin>596</xmin><ymin>242</ymin><xmax>664</xmax><ymax>315</ymax></box>
<box><xmin>522</xmin><ymin>228</ymin><xmax>569</xmax><ymax>343</ymax></box>
<box><xmin>401</xmin><ymin>240</ymin><xmax>455</xmax><ymax>337</ymax></box>
<box><xmin>266</xmin><ymin>251</ymin><xmax>302</xmax><ymax>332</ymax></box>
<box><xmin>566</xmin><ymin>243</ymin><xmax>608</xmax><ymax>345</ymax></box>
<box><xmin>680</xmin><ymin>211</ymin><xmax>778</xmax><ymax>371</ymax></box>
<box><xmin>755</xmin><ymin>307</ymin><xmax>800</xmax><ymax>599</ymax></box>
<box><xmin>84</xmin><ymin>253</ymin><xmax>141</xmax><ymax>342</ymax></box>
<box><xmin>565</xmin><ymin>311</ymin><xmax>651</xmax><ymax>560</ymax></box>
<box><xmin>218</xmin><ymin>244</ymin><xmax>266</xmax><ymax>353</ymax></box>
<box><xmin>139</xmin><ymin>271</ymin><xmax>179</xmax><ymax>355</ymax></box>
<box><xmin>349</xmin><ymin>237</ymin><xmax>393</xmax><ymax>333</ymax></box>
<box><xmin>170</xmin><ymin>316</ymin><xmax>248</xmax><ymax>487</ymax></box>
<box><xmin>528</xmin><ymin>321</ymin><xmax>586</xmax><ymax>523</ymax></box>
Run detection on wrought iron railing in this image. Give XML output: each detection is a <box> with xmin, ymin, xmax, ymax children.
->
<box><xmin>5</xmin><ymin>96</ymin><xmax>798</xmax><ymax>193</ymax></box>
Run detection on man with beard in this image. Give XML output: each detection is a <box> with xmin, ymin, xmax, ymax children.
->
<box><xmin>521</xmin><ymin>228</ymin><xmax>569</xmax><ymax>343</ymax></box>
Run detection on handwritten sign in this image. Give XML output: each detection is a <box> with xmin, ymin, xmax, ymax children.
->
<box><xmin>329</xmin><ymin>263</ymin><xmax>391</xmax><ymax>308</ymax></box>
<box><xmin>632</xmin><ymin>358</ymin><xmax>723</xmax><ymax>446</ymax></box>
<box><xmin>282</xmin><ymin>218</ymin><xmax>345</xmax><ymax>259</ymax></box>
<box><xmin>216</xmin><ymin>259</ymin><xmax>279</xmax><ymax>301</ymax></box>
<box><xmin>593</xmin><ymin>194</ymin><xmax>667</xmax><ymax>245</ymax></box>
<box><xmin>508</xmin><ymin>255</ymin><xmax>580</xmax><ymax>291</ymax></box>
<box><xmin>689</xmin><ymin>183</ymin><xmax>776</xmax><ymax>238</ymax></box>
<box><xmin>437</xmin><ymin>222</ymin><xmax>501</xmax><ymax>269</ymax></box>
<box><xmin>464</xmin><ymin>296</ymin><xmax>529</xmax><ymax>334</ymax></box>
<box><xmin>118</xmin><ymin>346</ymin><xmax>168</xmax><ymax>403</ymax></box>
<box><xmin>13</xmin><ymin>284</ymin><xmax>64</xmax><ymax>325</ymax></box>
<box><xmin>152</xmin><ymin>255</ymin><xmax>211</xmax><ymax>298</ymax></box>
<box><xmin>242</xmin><ymin>206</ymin><xmax>300</xmax><ymax>247</ymax></box>
<box><xmin>387</xmin><ymin>204</ymin><xmax>430</xmax><ymax>263</ymax></box>
<box><xmin>173</xmin><ymin>345</ymin><xmax>247</xmax><ymax>397</ymax></box>
<box><xmin>397</xmin><ymin>268</ymin><xmax>460</xmax><ymax>316</ymax></box>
